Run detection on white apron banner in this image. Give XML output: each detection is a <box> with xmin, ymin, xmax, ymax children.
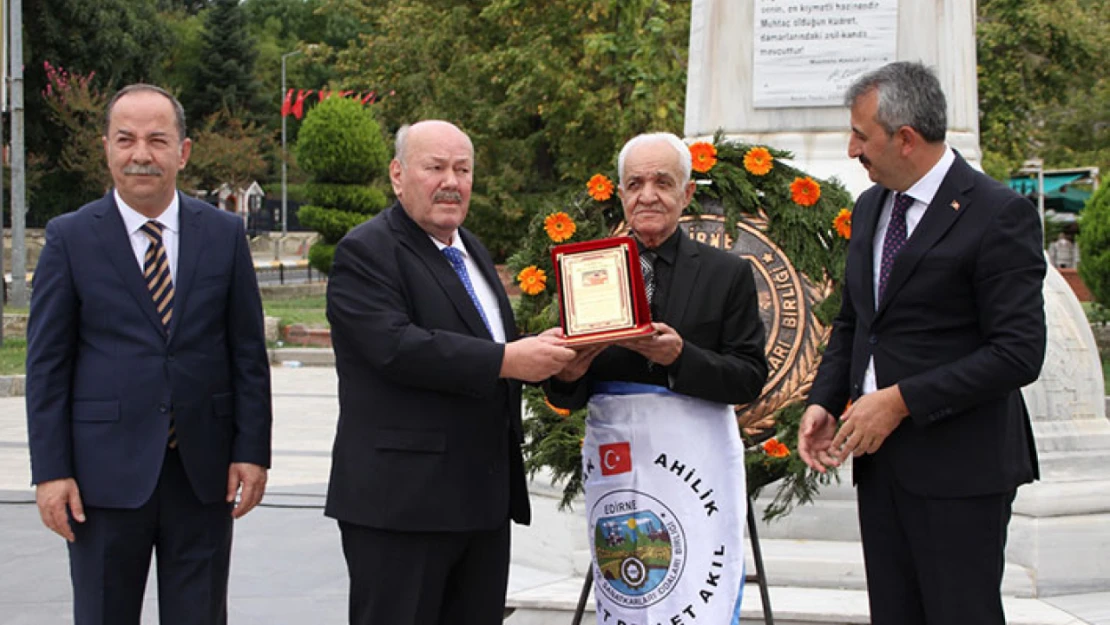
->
<box><xmin>583</xmin><ymin>383</ymin><xmax>746</xmax><ymax>625</ymax></box>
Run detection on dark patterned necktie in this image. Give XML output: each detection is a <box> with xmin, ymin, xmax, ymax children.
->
<box><xmin>640</xmin><ymin>250</ymin><xmax>657</xmax><ymax>304</ymax></box>
<box><xmin>878</xmin><ymin>193</ymin><xmax>913</xmax><ymax>300</ymax></box>
<box><xmin>442</xmin><ymin>247</ymin><xmax>492</xmax><ymax>334</ymax></box>
<box><xmin>141</xmin><ymin>220</ymin><xmax>177</xmax><ymax>448</ymax></box>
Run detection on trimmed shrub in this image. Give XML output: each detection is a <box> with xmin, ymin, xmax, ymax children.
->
<box><xmin>307</xmin><ymin>242</ymin><xmax>337</xmax><ymax>276</ymax></box>
<box><xmin>295</xmin><ymin>97</ymin><xmax>389</xmax><ymax>184</ymax></box>
<box><xmin>302</xmin><ymin>183</ymin><xmax>389</xmax><ymax>214</ymax></box>
<box><xmin>297</xmin><ymin>205</ymin><xmax>372</xmax><ymax>243</ymax></box>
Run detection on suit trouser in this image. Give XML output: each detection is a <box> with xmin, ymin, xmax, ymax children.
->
<box><xmin>856</xmin><ymin>462</ymin><xmax>1015</xmax><ymax>625</ymax></box>
<box><xmin>339</xmin><ymin>520</ymin><xmax>511</xmax><ymax>625</ymax></box>
<box><xmin>67</xmin><ymin>448</ymin><xmax>234</xmax><ymax>625</ymax></box>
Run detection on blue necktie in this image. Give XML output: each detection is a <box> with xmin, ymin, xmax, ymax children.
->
<box><xmin>878</xmin><ymin>192</ymin><xmax>913</xmax><ymax>301</ymax></box>
<box><xmin>442</xmin><ymin>247</ymin><xmax>493</xmax><ymax>334</ymax></box>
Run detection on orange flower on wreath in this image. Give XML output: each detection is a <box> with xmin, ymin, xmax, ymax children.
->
<box><xmin>689</xmin><ymin>141</ymin><xmax>718</xmax><ymax>173</ymax></box>
<box><xmin>544</xmin><ymin>211</ymin><xmax>577</xmax><ymax>243</ymax></box>
<box><xmin>762</xmin><ymin>437</ymin><xmax>791</xmax><ymax>458</ymax></box>
<box><xmin>517</xmin><ymin>265</ymin><xmax>547</xmax><ymax>296</ymax></box>
<box><xmin>833</xmin><ymin>208</ymin><xmax>852</xmax><ymax>240</ymax></box>
<box><xmin>587</xmin><ymin>174</ymin><xmax>614</xmax><ymax>202</ymax></box>
<box><xmin>544</xmin><ymin>398</ymin><xmax>571</xmax><ymax>417</ymax></box>
<box><xmin>790</xmin><ymin>176</ymin><xmax>822</xmax><ymax>206</ymax></box>
<box><xmin>743</xmin><ymin>146</ymin><xmax>773</xmax><ymax>176</ymax></box>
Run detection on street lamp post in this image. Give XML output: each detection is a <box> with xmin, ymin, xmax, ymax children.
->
<box><xmin>280</xmin><ymin>49</ymin><xmax>303</xmax><ymax>244</ymax></box>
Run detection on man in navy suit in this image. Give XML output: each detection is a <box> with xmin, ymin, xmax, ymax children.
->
<box><xmin>799</xmin><ymin>62</ymin><xmax>1046</xmax><ymax>625</ymax></box>
<box><xmin>325</xmin><ymin>120</ymin><xmax>575</xmax><ymax>624</ymax></box>
<box><xmin>26</xmin><ymin>84</ymin><xmax>272</xmax><ymax>625</ymax></box>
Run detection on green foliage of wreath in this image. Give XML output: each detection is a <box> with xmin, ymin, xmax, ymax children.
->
<box><xmin>508</xmin><ymin>132</ymin><xmax>854</xmax><ymax>520</ymax></box>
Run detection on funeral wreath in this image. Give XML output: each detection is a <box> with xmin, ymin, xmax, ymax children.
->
<box><xmin>510</xmin><ymin>132</ymin><xmax>853</xmax><ymax>520</ymax></box>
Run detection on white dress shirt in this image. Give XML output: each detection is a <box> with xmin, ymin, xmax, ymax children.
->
<box><xmin>432</xmin><ymin>233</ymin><xmax>507</xmax><ymax>344</ymax></box>
<box><xmin>862</xmin><ymin>146</ymin><xmax>956</xmax><ymax>394</ymax></box>
<box><xmin>115</xmin><ymin>190</ymin><xmax>180</xmax><ymax>282</ymax></box>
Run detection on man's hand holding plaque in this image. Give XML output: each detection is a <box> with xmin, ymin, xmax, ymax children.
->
<box><xmin>550</xmin><ymin>236</ymin><xmax>655</xmax><ymax>346</ymax></box>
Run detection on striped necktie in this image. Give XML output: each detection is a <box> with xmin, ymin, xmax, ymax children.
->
<box><xmin>640</xmin><ymin>250</ymin><xmax>657</xmax><ymax>304</ymax></box>
<box><xmin>140</xmin><ymin>220</ymin><xmax>177</xmax><ymax>448</ymax></box>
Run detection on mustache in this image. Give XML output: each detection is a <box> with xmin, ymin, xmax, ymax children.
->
<box><xmin>858</xmin><ymin>154</ymin><xmax>872</xmax><ymax>167</ymax></box>
<box><xmin>434</xmin><ymin>191</ymin><xmax>463</xmax><ymax>203</ymax></box>
<box><xmin>122</xmin><ymin>164</ymin><xmax>164</xmax><ymax>176</ymax></box>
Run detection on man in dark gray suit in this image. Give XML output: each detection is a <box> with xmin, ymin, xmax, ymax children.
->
<box><xmin>27</xmin><ymin>84</ymin><xmax>272</xmax><ymax>625</ymax></box>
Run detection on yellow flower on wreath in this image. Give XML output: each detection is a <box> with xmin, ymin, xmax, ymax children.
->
<box><xmin>833</xmin><ymin>208</ymin><xmax>852</xmax><ymax>240</ymax></box>
<box><xmin>544</xmin><ymin>211</ymin><xmax>577</xmax><ymax>242</ymax></box>
<box><xmin>743</xmin><ymin>146</ymin><xmax>773</xmax><ymax>176</ymax></box>
<box><xmin>517</xmin><ymin>265</ymin><xmax>547</xmax><ymax>296</ymax></box>
<box><xmin>586</xmin><ymin>173</ymin><xmax>614</xmax><ymax>202</ymax></box>
<box><xmin>790</xmin><ymin>176</ymin><xmax>822</xmax><ymax>207</ymax></box>
<box><xmin>689</xmin><ymin>141</ymin><xmax>718</xmax><ymax>173</ymax></box>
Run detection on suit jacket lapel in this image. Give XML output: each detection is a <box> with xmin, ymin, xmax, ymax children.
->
<box><xmin>852</xmin><ymin>188</ymin><xmax>886</xmax><ymax>318</ymax></box>
<box><xmin>876</xmin><ymin>156</ymin><xmax>973</xmax><ymax>317</ymax></box>
<box><xmin>90</xmin><ymin>192</ymin><xmax>168</xmax><ymax>338</ymax></box>
<box><xmin>388</xmin><ymin>205</ymin><xmax>492</xmax><ymax>339</ymax></box>
<box><xmin>169</xmin><ymin>192</ymin><xmax>203</xmax><ymax>340</ymax></box>
<box><xmin>666</xmin><ymin>234</ymin><xmax>702</xmax><ymax>329</ymax></box>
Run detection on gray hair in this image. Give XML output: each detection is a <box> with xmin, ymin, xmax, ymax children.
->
<box><xmin>104</xmin><ymin>84</ymin><xmax>187</xmax><ymax>142</ymax></box>
<box><xmin>844</xmin><ymin>61</ymin><xmax>947</xmax><ymax>143</ymax></box>
<box><xmin>394</xmin><ymin>123</ymin><xmax>411</xmax><ymax>165</ymax></box>
<box><xmin>618</xmin><ymin>132</ymin><xmax>692</xmax><ymax>186</ymax></box>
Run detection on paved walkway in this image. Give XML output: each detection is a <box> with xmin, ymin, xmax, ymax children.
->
<box><xmin>1</xmin><ymin>366</ymin><xmax>1107</xmax><ymax>624</ymax></box>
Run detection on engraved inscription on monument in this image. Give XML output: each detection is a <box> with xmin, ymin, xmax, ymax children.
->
<box><xmin>752</xmin><ymin>0</ymin><xmax>898</xmax><ymax>108</ymax></box>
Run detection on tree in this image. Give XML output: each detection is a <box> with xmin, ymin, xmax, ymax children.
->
<box><xmin>294</xmin><ymin>97</ymin><xmax>391</xmax><ymax>273</ymax></box>
<box><xmin>326</xmin><ymin>0</ymin><xmax>690</xmax><ymax>260</ymax></box>
<box><xmin>33</xmin><ymin>63</ymin><xmax>112</xmax><ymax>224</ymax></box>
<box><xmin>25</xmin><ymin>0</ymin><xmax>173</xmax><ymax>223</ymax></box>
<box><xmin>977</xmin><ymin>0</ymin><xmax>1106</xmax><ymax>177</ymax></box>
<box><xmin>185</xmin><ymin>0</ymin><xmax>265</xmax><ymax>125</ymax></box>
<box><xmin>181</xmin><ymin>111</ymin><xmax>274</xmax><ymax>192</ymax></box>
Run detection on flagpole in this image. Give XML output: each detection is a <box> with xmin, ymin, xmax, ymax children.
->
<box><xmin>280</xmin><ymin>49</ymin><xmax>302</xmax><ymax>242</ymax></box>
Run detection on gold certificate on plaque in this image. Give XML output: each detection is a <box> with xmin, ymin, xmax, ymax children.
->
<box><xmin>551</xmin><ymin>237</ymin><xmax>654</xmax><ymax>345</ymax></box>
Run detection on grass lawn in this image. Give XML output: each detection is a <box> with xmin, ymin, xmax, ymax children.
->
<box><xmin>0</xmin><ymin>338</ymin><xmax>27</xmax><ymax>376</ymax></box>
<box><xmin>263</xmin><ymin>295</ymin><xmax>328</xmax><ymax>329</ymax></box>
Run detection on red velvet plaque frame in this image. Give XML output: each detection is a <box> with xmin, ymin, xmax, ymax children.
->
<box><xmin>551</xmin><ymin>236</ymin><xmax>654</xmax><ymax>346</ymax></box>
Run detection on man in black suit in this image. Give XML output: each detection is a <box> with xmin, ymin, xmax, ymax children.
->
<box><xmin>26</xmin><ymin>84</ymin><xmax>272</xmax><ymax>625</ymax></box>
<box><xmin>798</xmin><ymin>62</ymin><xmax>1046</xmax><ymax>625</ymax></box>
<box><xmin>325</xmin><ymin>120</ymin><xmax>576</xmax><ymax>625</ymax></box>
<box><xmin>547</xmin><ymin>131</ymin><xmax>768</xmax><ymax>409</ymax></box>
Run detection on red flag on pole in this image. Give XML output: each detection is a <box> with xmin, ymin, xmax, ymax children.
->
<box><xmin>292</xmin><ymin>90</ymin><xmax>311</xmax><ymax>120</ymax></box>
<box><xmin>281</xmin><ymin>88</ymin><xmax>294</xmax><ymax>117</ymax></box>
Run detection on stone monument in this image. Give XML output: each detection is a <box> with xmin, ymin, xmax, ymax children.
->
<box><xmin>685</xmin><ymin>0</ymin><xmax>981</xmax><ymax>197</ymax></box>
<box><xmin>683</xmin><ymin>0</ymin><xmax>1110</xmax><ymax>598</ymax></box>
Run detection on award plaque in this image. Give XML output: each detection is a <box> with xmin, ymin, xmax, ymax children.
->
<box><xmin>551</xmin><ymin>236</ymin><xmax>655</xmax><ymax>346</ymax></box>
